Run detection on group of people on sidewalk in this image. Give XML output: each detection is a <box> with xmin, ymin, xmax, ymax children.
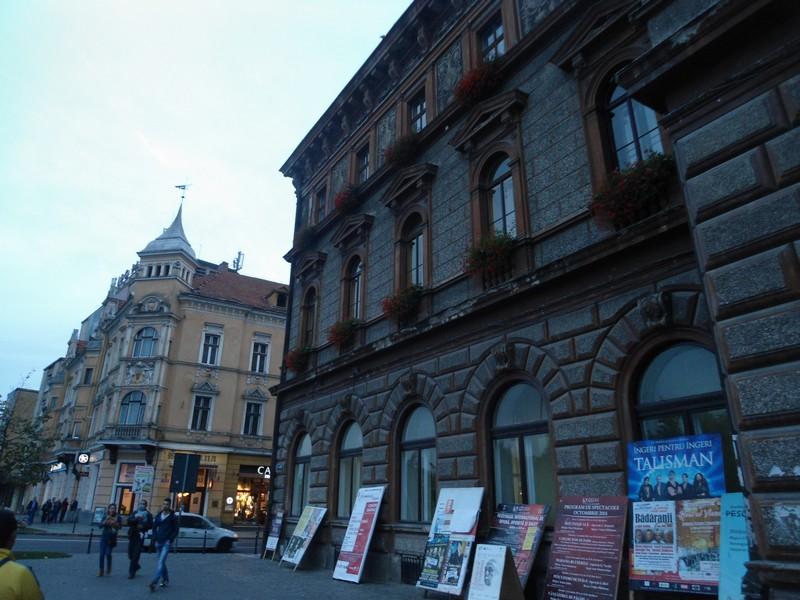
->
<box><xmin>96</xmin><ymin>498</ymin><xmax>178</xmax><ymax>592</ymax></box>
<box><xmin>24</xmin><ymin>498</ymin><xmax>78</xmax><ymax>526</ymax></box>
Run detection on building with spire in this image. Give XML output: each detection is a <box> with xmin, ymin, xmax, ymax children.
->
<box><xmin>27</xmin><ymin>208</ymin><xmax>287</xmax><ymax>528</ymax></box>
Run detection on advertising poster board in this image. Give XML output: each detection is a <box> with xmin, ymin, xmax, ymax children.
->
<box><xmin>632</xmin><ymin>501</ymin><xmax>677</xmax><ymax>572</ymax></box>
<box><xmin>544</xmin><ymin>496</ymin><xmax>627</xmax><ymax>600</ymax></box>
<box><xmin>627</xmin><ymin>434</ymin><xmax>724</xmax><ymax>502</ymax></box>
<box><xmin>417</xmin><ymin>487</ymin><xmax>484</xmax><ymax>596</ymax></box>
<box><xmin>132</xmin><ymin>465</ymin><xmax>154</xmax><ymax>494</ymax></box>
<box><xmin>333</xmin><ymin>485</ymin><xmax>386</xmax><ymax>583</ymax></box>
<box><xmin>92</xmin><ymin>506</ymin><xmax>106</xmax><ymax>526</ymax></box>
<box><xmin>486</xmin><ymin>503</ymin><xmax>549</xmax><ymax>587</ymax></box>
<box><xmin>264</xmin><ymin>510</ymin><xmax>284</xmax><ymax>556</ymax></box>
<box><xmin>718</xmin><ymin>493</ymin><xmax>748</xmax><ymax>600</ymax></box>
<box><xmin>468</xmin><ymin>544</ymin><xmax>524</xmax><ymax>600</ymax></box>
<box><xmin>629</xmin><ymin>498</ymin><xmax>721</xmax><ymax>595</ymax></box>
<box><xmin>281</xmin><ymin>505</ymin><xmax>327</xmax><ymax>570</ymax></box>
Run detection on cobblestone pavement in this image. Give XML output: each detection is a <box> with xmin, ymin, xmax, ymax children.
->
<box><xmin>23</xmin><ymin>551</ymin><xmax>423</xmax><ymax>599</ymax></box>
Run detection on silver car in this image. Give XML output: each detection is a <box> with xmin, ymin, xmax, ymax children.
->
<box><xmin>145</xmin><ymin>512</ymin><xmax>238</xmax><ymax>552</ymax></box>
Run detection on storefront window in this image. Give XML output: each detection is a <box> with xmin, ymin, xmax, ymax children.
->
<box><xmin>175</xmin><ymin>467</ymin><xmax>215</xmax><ymax>515</ymax></box>
<box><xmin>235</xmin><ymin>465</ymin><xmax>270</xmax><ymax>524</ymax></box>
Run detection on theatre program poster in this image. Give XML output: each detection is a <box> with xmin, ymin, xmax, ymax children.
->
<box><xmin>486</xmin><ymin>503</ymin><xmax>549</xmax><ymax>587</ymax></box>
<box><xmin>628</xmin><ymin>434</ymin><xmax>724</xmax><ymax>595</ymax></box>
<box><xmin>333</xmin><ymin>485</ymin><xmax>385</xmax><ymax>583</ymax></box>
<box><xmin>265</xmin><ymin>510</ymin><xmax>284</xmax><ymax>553</ymax></box>
<box><xmin>281</xmin><ymin>505</ymin><xmax>327</xmax><ymax>569</ymax></box>
<box><xmin>544</xmin><ymin>496</ymin><xmax>627</xmax><ymax>600</ymax></box>
<box><xmin>417</xmin><ymin>487</ymin><xmax>484</xmax><ymax>595</ymax></box>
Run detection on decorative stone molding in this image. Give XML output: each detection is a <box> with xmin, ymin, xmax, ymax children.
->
<box><xmin>383</xmin><ymin>163</ymin><xmax>438</xmax><ymax>213</ymax></box>
<box><xmin>241</xmin><ymin>388</ymin><xmax>268</xmax><ymax>402</ymax></box>
<box><xmin>492</xmin><ymin>342</ymin><xmax>517</xmax><ymax>371</ymax></box>
<box><xmin>124</xmin><ymin>361</ymin><xmax>155</xmax><ymax>385</ymax></box>
<box><xmin>636</xmin><ymin>292</ymin><xmax>670</xmax><ymax>328</ymax></box>
<box><xmin>331</xmin><ymin>214</ymin><xmax>374</xmax><ymax>251</ymax></box>
<box><xmin>191</xmin><ymin>380</ymin><xmax>220</xmax><ymax>396</ymax></box>
<box><xmin>451</xmin><ymin>90</ymin><xmax>528</xmax><ymax>153</ymax></box>
<box><xmin>400</xmin><ymin>371</ymin><xmax>418</xmax><ymax>396</ymax></box>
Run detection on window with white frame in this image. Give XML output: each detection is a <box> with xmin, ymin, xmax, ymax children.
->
<box><xmin>243</xmin><ymin>402</ymin><xmax>262</xmax><ymax>436</ymax></box>
<box><xmin>250</xmin><ymin>338</ymin><xmax>270</xmax><ymax>374</ymax></box>
<box><xmin>409</xmin><ymin>89</ymin><xmax>427</xmax><ymax>133</ymax></box>
<box><xmin>200</xmin><ymin>329</ymin><xmax>222</xmax><ymax>366</ymax></box>
<box><xmin>133</xmin><ymin>327</ymin><xmax>158</xmax><ymax>358</ymax></box>
<box><xmin>190</xmin><ymin>396</ymin><xmax>212</xmax><ymax>431</ymax></box>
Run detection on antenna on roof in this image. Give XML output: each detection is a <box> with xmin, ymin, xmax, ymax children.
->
<box><xmin>232</xmin><ymin>251</ymin><xmax>245</xmax><ymax>272</ymax></box>
<box><xmin>175</xmin><ymin>183</ymin><xmax>191</xmax><ymax>206</ymax></box>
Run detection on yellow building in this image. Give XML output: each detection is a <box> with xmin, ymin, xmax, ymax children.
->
<box><xmin>31</xmin><ymin>208</ymin><xmax>286</xmax><ymax>525</ymax></box>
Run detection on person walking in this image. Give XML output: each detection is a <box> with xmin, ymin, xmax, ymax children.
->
<box><xmin>40</xmin><ymin>500</ymin><xmax>50</xmax><ymax>525</ymax></box>
<box><xmin>0</xmin><ymin>509</ymin><xmax>44</xmax><ymax>599</ymax></box>
<box><xmin>68</xmin><ymin>499</ymin><xmax>78</xmax><ymax>521</ymax></box>
<box><xmin>48</xmin><ymin>499</ymin><xmax>59</xmax><ymax>524</ymax></box>
<box><xmin>98</xmin><ymin>503</ymin><xmax>121</xmax><ymax>576</ymax></box>
<box><xmin>58</xmin><ymin>498</ymin><xmax>68</xmax><ymax>523</ymax></box>
<box><xmin>25</xmin><ymin>499</ymin><xmax>37</xmax><ymax>526</ymax></box>
<box><xmin>127</xmin><ymin>500</ymin><xmax>153</xmax><ymax>579</ymax></box>
<box><xmin>149</xmin><ymin>499</ymin><xmax>178</xmax><ymax>592</ymax></box>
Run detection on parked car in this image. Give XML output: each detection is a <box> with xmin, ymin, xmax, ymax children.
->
<box><xmin>145</xmin><ymin>512</ymin><xmax>238</xmax><ymax>552</ymax></box>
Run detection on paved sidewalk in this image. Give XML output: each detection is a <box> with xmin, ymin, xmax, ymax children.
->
<box><xmin>23</xmin><ymin>551</ymin><xmax>423</xmax><ymax>599</ymax></box>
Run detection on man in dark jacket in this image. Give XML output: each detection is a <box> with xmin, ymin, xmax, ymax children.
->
<box><xmin>148</xmin><ymin>499</ymin><xmax>178</xmax><ymax>592</ymax></box>
<box><xmin>127</xmin><ymin>500</ymin><xmax>153</xmax><ymax>579</ymax></box>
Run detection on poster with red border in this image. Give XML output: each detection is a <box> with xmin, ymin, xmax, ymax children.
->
<box><xmin>544</xmin><ymin>496</ymin><xmax>628</xmax><ymax>600</ymax></box>
<box><xmin>486</xmin><ymin>503</ymin><xmax>549</xmax><ymax>587</ymax></box>
<box><xmin>416</xmin><ymin>487</ymin><xmax>484</xmax><ymax>596</ymax></box>
<box><xmin>333</xmin><ymin>486</ymin><xmax>386</xmax><ymax>583</ymax></box>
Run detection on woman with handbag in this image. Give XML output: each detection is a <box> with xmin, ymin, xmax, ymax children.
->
<box><xmin>98</xmin><ymin>503</ymin><xmax>121</xmax><ymax>576</ymax></box>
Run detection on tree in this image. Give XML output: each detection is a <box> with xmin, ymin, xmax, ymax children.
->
<box><xmin>0</xmin><ymin>398</ymin><xmax>55</xmax><ymax>503</ymax></box>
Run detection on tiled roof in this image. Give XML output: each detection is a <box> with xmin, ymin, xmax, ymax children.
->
<box><xmin>192</xmin><ymin>267</ymin><xmax>287</xmax><ymax>311</ymax></box>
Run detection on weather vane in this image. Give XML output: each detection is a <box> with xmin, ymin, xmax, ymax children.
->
<box><xmin>175</xmin><ymin>183</ymin><xmax>191</xmax><ymax>206</ymax></box>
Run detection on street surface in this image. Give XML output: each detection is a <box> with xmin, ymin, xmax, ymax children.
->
<box><xmin>20</xmin><ymin>550</ymin><xmax>420</xmax><ymax>599</ymax></box>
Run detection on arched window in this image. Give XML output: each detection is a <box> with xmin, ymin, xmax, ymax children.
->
<box><xmin>132</xmin><ymin>327</ymin><xmax>158</xmax><ymax>358</ymax></box>
<box><xmin>337</xmin><ymin>422</ymin><xmax>363</xmax><ymax>518</ymax></box>
<box><xmin>345</xmin><ymin>257</ymin><xmax>363</xmax><ymax>320</ymax></box>
<box><xmin>484</xmin><ymin>156</ymin><xmax>516</xmax><ymax>237</ymax></box>
<box><xmin>400</xmin><ymin>406</ymin><xmax>437</xmax><ymax>522</ymax></box>
<box><xmin>119</xmin><ymin>391</ymin><xmax>145</xmax><ymax>425</ymax></box>
<box><xmin>401</xmin><ymin>213</ymin><xmax>425</xmax><ymax>288</ymax></box>
<box><xmin>291</xmin><ymin>434</ymin><xmax>312</xmax><ymax>515</ymax></box>
<box><xmin>300</xmin><ymin>287</ymin><xmax>317</xmax><ymax>347</ymax></box>
<box><xmin>634</xmin><ymin>342</ymin><xmax>739</xmax><ymax>490</ymax></box>
<box><xmin>491</xmin><ymin>382</ymin><xmax>555</xmax><ymax>508</ymax></box>
<box><xmin>606</xmin><ymin>82</ymin><xmax>662</xmax><ymax>170</ymax></box>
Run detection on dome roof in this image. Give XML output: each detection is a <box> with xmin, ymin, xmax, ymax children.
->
<box><xmin>138</xmin><ymin>206</ymin><xmax>196</xmax><ymax>259</ymax></box>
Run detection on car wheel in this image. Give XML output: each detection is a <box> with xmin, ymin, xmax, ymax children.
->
<box><xmin>216</xmin><ymin>538</ymin><xmax>232</xmax><ymax>553</ymax></box>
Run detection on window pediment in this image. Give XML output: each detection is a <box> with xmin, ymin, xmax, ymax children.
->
<box><xmin>296</xmin><ymin>251</ymin><xmax>327</xmax><ymax>282</ymax></box>
<box><xmin>191</xmin><ymin>381</ymin><xmax>219</xmax><ymax>396</ymax></box>
<box><xmin>550</xmin><ymin>0</ymin><xmax>631</xmax><ymax>71</ymax></box>
<box><xmin>242</xmin><ymin>388</ymin><xmax>268</xmax><ymax>402</ymax></box>
<box><xmin>132</xmin><ymin>295</ymin><xmax>170</xmax><ymax>315</ymax></box>
<box><xmin>451</xmin><ymin>90</ymin><xmax>528</xmax><ymax>153</ymax></box>
<box><xmin>331</xmin><ymin>214</ymin><xmax>374</xmax><ymax>251</ymax></box>
<box><xmin>383</xmin><ymin>163</ymin><xmax>438</xmax><ymax>213</ymax></box>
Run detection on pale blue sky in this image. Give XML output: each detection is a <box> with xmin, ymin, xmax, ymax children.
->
<box><xmin>0</xmin><ymin>1</ymin><xmax>409</xmax><ymax>397</ymax></box>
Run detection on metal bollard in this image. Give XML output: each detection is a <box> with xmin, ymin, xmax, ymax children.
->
<box><xmin>254</xmin><ymin>529</ymin><xmax>260</xmax><ymax>554</ymax></box>
<box><xmin>86</xmin><ymin>530</ymin><xmax>93</xmax><ymax>554</ymax></box>
<box><xmin>203</xmin><ymin>530</ymin><xmax>207</xmax><ymax>554</ymax></box>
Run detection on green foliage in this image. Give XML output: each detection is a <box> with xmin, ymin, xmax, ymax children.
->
<box><xmin>0</xmin><ymin>401</ymin><xmax>56</xmax><ymax>489</ymax></box>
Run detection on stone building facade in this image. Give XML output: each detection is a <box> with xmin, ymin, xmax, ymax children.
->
<box><xmin>26</xmin><ymin>208</ymin><xmax>287</xmax><ymax>528</ymax></box>
<box><xmin>272</xmin><ymin>0</ymin><xmax>800</xmax><ymax>597</ymax></box>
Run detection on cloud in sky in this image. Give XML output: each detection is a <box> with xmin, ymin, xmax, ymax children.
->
<box><xmin>0</xmin><ymin>0</ymin><xmax>410</xmax><ymax>396</ymax></box>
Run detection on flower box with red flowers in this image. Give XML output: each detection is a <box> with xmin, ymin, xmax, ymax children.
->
<box><xmin>327</xmin><ymin>319</ymin><xmax>361</xmax><ymax>348</ymax></box>
<box><xmin>381</xmin><ymin>285</ymin><xmax>424</xmax><ymax>324</ymax></box>
<box><xmin>383</xmin><ymin>134</ymin><xmax>420</xmax><ymax>169</ymax></box>
<box><xmin>285</xmin><ymin>347</ymin><xmax>312</xmax><ymax>374</ymax></box>
<box><xmin>466</xmin><ymin>233</ymin><xmax>515</xmax><ymax>284</ymax></box>
<box><xmin>590</xmin><ymin>153</ymin><xmax>676</xmax><ymax>230</ymax></box>
<box><xmin>454</xmin><ymin>60</ymin><xmax>503</xmax><ymax>108</ymax></box>
<box><xmin>334</xmin><ymin>186</ymin><xmax>360</xmax><ymax>213</ymax></box>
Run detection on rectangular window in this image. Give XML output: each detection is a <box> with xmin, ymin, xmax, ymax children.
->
<box><xmin>83</xmin><ymin>368</ymin><xmax>94</xmax><ymax>385</ymax></box>
<box><xmin>356</xmin><ymin>145</ymin><xmax>370</xmax><ymax>183</ymax></box>
<box><xmin>337</xmin><ymin>455</ymin><xmax>362</xmax><ymax>518</ymax></box>
<box><xmin>243</xmin><ymin>402</ymin><xmax>261</xmax><ymax>436</ymax></box>
<box><xmin>72</xmin><ymin>422</ymin><xmax>81</xmax><ymax>438</ymax></box>
<box><xmin>409</xmin><ymin>233</ymin><xmax>424</xmax><ymax>286</ymax></box>
<box><xmin>291</xmin><ymin>462</ymin><xmax>310</xmax><ymax>515</ymax></box>
<box><xmin>316</xmin><ymin>187</ymin><xmax>327</xmax><ymax>223</ymax></box>
<box><xmin>251</xmin><ymin>341</ymin><xmax>269</xmax><ymax>373</ymax></box>
<box><xmin>201</xmin><ymin>333</ymin><xmax>220</xmax><ymax>365</ymax></box>
<box><xmin>191</xmin><ymin>396</ymin><xmax>212</xmax><ymax>431</ymax></box>
<box><xmin>409</xmin><ymin>90</ymin><xmax>427</xmax><ymax>133</ymax></box>
<box><xmin>480</xmin><ymin>14</ymin><xmax>505</xmax><ymax>62</ymax></box>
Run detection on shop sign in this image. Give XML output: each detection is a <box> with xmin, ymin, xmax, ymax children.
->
<box><xmin>544</xmin><ymin>496</ymin><xmax>628</xmax><ymax>600</ymax></box>
<box><xmin>77</xmin><ymin>453</ymin><xmax>90</xmax><ymax>464</ymax></box>
<box><xmin>257</xmin><ymin>465</ymin><xmax>271</xmax><ymax>479</ymax></box>
<box><xmin>132</xmin><ymin>465</ymin><xmax>154</xmax><ymax>493</ymax></box>
<box><xmin>333</xmin><ymin>486</ymin><xmax>385</xmax><ymax>583</ymax></box>
<box><xmin>417</xmin><ymin>487</ymin><xmax>484</xmax><ymax>596</ymax></box>
<box><xmin>485</xmin><ymin>503</ymin><xmax>549</xmax><ymax>588</ymax></box>
<box><xmin>49</xmin><ymin>462</ymin><xmax>66</xmax><ymax>473</ymax></box>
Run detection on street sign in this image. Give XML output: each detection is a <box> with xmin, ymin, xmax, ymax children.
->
<box><xmin>169</xmin><ymin>453</ymin><xmax>200</xmax><ymax>493</ymax></box>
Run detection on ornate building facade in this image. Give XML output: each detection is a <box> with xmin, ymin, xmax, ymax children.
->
<box><xmin>272</xmin><ymin>0</ymin><xmax>800</xmax><ymax>597</ymax></box>
<box><xmin>27</xmin><ymin>208</ymin><xmax>287</xmax><ymax>526</ymax></box>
